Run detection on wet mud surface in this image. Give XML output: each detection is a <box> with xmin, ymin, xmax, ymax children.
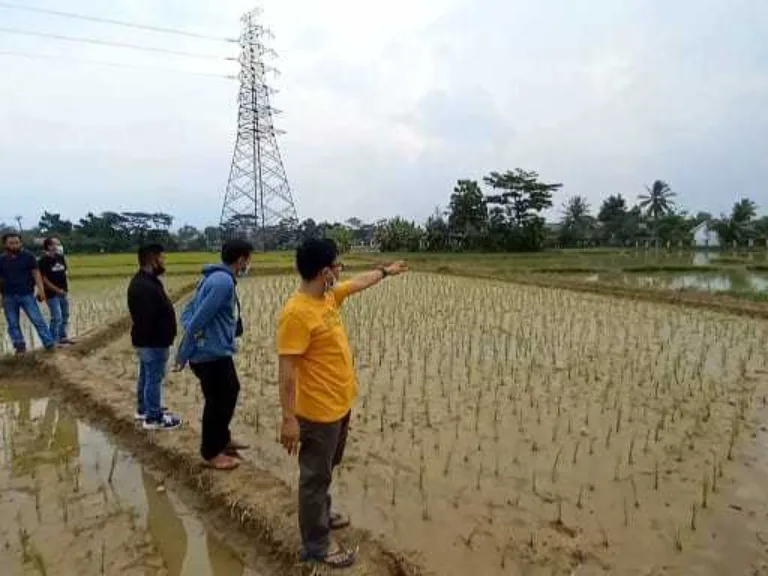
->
<box><xmin>0</xmin><ymin>380</ymin><xmax>271</xmax><ymax>576</ymax></box>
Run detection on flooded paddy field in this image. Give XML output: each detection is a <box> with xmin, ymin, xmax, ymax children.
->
<box><xmin>0</xmin><ymin>379</ymin><xmax>274</xmax><ymax>576</ymax></box>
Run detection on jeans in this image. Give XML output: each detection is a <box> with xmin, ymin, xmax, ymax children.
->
<box><xmin>190</xmin><ymin>357</ymin><xmax>240</xmax><ymax>461</ymax></box>
<box><xmin>136</xmin><ymin>347</ymin><xmax>169</xmax><ymax>421</ymax></box>
<box><xmin>2</xmin><ymin>293</ymin><xmax>55</xmax><ymax>351</ymax></box>
<box><xmin>47</xmin><ymin>294</ymin><xmax>70</xmax><ymax>342</ymax></box>
<box><xmin>298</xmin><ymin>411</ymin><xmax>351</xmax><ymax>557</ymax></box>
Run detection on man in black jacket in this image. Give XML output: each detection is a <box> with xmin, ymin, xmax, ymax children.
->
<box><xmin>127</xmin><ymin>244</ymin><xmax>181</xmax><ymax>431</ymax></box>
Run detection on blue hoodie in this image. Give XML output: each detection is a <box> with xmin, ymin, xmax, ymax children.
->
<box><xmin>177</xmin><ymin>264</ymin><xmax>238</xmax><ymax>364</ymax></box>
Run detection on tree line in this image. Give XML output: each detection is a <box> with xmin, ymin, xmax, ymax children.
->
<box><xmin>3</xmin><ymin>170</ymin><xmax>765</xmax><ymax>253</ymax></box>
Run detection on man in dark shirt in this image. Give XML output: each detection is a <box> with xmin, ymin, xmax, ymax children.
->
<box><xmin>127</xmin><ymin>244</ymin><xmax>181</xmax><ymax>431</ymax></box>
<box><xmin>38</xmin><ymin>237</ymin><xmax>74</xmax><ymax>345</ymax></box>
<box><xmin>0</xmin><ymin>233</ymin><xmax>55</xmax><ymax>354</ymax></box>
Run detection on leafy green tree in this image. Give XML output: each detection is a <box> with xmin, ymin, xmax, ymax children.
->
<box><xmin>753</xmin><ymin>216</ymin><xmax>768</xmax><ymax>244</ymax></box>
<box><xmin>638</xmin><ymin>180</ymin><xmax>676</xmax><ymax>248</ymax></box>
<box><xmin>714</xmin><ymin>198</ymin><xmax>758</xmax><ymax>247</ymax></box>
<box><xmin>656</xmin><ymin>211</ymin><xmax>693</xmax><ymax>246</ymax></box>
<box><xmin>558</xmin><ymin>196</ymin><xmax>594</xmax><ymax>247</ymax></box>
<box><xmin>732</xmin><ymin>199</ymin><xmax>757</xmax><ymax>227</ymax></box>
<box><xmin>448</xmin><ymin>180</ymin><xmax>487</xmax><ymax>250</ymax></box>
<box><xmin>483</xmin><ymin>169</ymin><xmax>561</xmax><ymax>251</ymax></box>
<box><xmin>176</xmin><ymin>225</ymin><xmax>202</xmax><ymax>250</ymax></box>
<box><xmin>298</xmin><ymin>219</ymin><xmax>321</xmax><ymax>241</ymax></box>
<box><xmin>325</xmin><ymin>224</ymin><xmax>353</xmax><ymax>253</ymax></box>
<box><xmin>597</xmin><ymin>195</ymin><xmax>629</xmax><ymax>245</ymax></box>
<box><xmin>202</xmin><ymin>226</ymin><xmax>221</xmax><ymax>250</ymax></box>
<box><xmin>374</xmin><ymin>217</ymin><xmax>423</xmax><ymax>252</ymax></box>
<box><xmin>424</xmin><ymin>208</ymin><xmax>449</xmax><ymax>252</ymax></box>
<box><xmin>38</xmin><ymin>211</ymin><xmax>73</xmax><ymax>236</ymax></box>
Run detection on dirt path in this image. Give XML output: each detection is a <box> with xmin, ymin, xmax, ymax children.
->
<box><xmin>37</xmin><ymin>350</ymin><xmax>421</xmax><ymax>576</ymax></box>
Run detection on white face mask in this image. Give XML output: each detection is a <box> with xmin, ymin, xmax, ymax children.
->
<box><xmin>54</xmin><ymin>245</ymin><xmax>64</xmax><ymax>255</ymax></box>
<box><xmin>323</xmin><ymin>270</ymin><xmax>337</xmax><ymax>291</ymax></box>
<box><xmin>237</xmin><ymin>262</ymin><xmax>251</xmax><ymax>277</ymax></box>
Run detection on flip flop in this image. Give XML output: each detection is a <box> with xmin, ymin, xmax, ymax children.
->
<box><xmin>299</xmin><ymin>544</ymin><xmax>358</xmax><ymax>569</ymax></box>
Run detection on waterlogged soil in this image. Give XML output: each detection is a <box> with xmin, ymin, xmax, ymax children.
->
<box><xmin>0</xmin><ymin>380</ymin><xmax>269</xmax><ymax>576</ymax></box>
<box><xmin>65</xmin><ymin>274</ymin><xmax>768</xmax><ymax>576</ymax></box>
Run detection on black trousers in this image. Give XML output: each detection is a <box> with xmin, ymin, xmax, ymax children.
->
<box><xmin>190</xmin><ymin>356</ymin><xmax>241</xmax><ymax>461</ymax></box>
<box><xmin>297</xmin><ymin>411</ymin><xmax>351</xmax><ymax>557</ymax></box>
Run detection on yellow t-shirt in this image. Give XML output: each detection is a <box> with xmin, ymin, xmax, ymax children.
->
<box><xmin>276</xmin><ymin>282</ymin><xmax>357</xmax><ymax>423</ymax></box>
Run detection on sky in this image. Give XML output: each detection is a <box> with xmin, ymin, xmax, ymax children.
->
<box><xmin>1</xmin><ymin>0</ymin><xmax>767</xmax><ymax>230</ymax></box>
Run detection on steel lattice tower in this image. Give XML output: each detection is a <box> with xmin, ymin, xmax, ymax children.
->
<box><xmin>220</xmin><ymin>8</ymin><xmax>297</xmax><ymax>250</ymax></box>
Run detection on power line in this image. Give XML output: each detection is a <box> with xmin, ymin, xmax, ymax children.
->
<box><xmin>0</xmin><ymin>49</ymin><xmax>237</xmax><ymax>80</ymax></box>
<box><xmin>0</xmin><ymin>1</ymin><xmax>237</xmax><ymax>43</ymax></box>
<box><xmin>0</xmin><ymin>25</ymin><xmax>237</xmax><ymax>61</ymax></box>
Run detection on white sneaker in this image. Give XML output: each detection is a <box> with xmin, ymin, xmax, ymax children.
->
<box><xmin>135</xmin><ymin>407</ymin><xmax>168</xmax><ymax>421</ymax></box>
<box><xmin>142</xmin><ymin>412</ymin><xmax>181</xmax><ymax>431</ymax></box>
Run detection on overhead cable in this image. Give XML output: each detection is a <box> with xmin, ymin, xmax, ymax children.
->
<box><xmin>0</xmin><ymin>26</ymin><xmax>237</xmax><ymax>61</ymax></box>
<box><xmin>0</xmin><ymin>1</ymin><xmax>238</xmax><ymax>43</ymax></box>
<box><xmin>0</xmin><ymin>49</ymin><xmax>237</xmax><ymax>80</ymax></box>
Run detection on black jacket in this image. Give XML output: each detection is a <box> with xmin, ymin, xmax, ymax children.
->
<box><xmin>127</xmin><ymin>270</ymin><xmax>177</xmax><ymax>348</ymax></box>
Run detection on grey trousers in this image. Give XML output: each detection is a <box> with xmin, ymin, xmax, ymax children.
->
<box><xmin>298</xmin><ymin>411</ymin><xmax>351</xmax><ymax>557</ymax></box>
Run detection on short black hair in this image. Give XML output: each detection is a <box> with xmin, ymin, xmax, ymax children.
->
<box><xmin>43</xmin><ymin>237</ymin><xmax>58</xmax><ymax>250</ymax></box>
<box><xmin>2</xmin><ymin>232</ymin><xmax>21</xmax><ymax>244</ymax></box>
<box><xmin>221</xmin><ymin>239</ymin><xmax>254</xmax><ymax>265</ymax></box>
<box><xmin>137</xmin><ymin>243</ymin><xmax>164</xmax><ymax>266</ymax></box>
<box><xmin>296</xmin><ymin>238</ymin><xmax>338</xmax><ymax>281</ymax></box>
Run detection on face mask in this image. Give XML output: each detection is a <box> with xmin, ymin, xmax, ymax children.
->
<box><xmin>55</xmin><ymin>245</ymin><xmax>65</xmax><ymax>255</ymax></box>
<box><xmin>237</xmin><ymin>262</ymin><xmax>251</xmax><ymax>277</ymax></box>
<box><xmin>323</xmin><ymin>269</ymin><xmax>337</xmax><ymax>291</ymax></box>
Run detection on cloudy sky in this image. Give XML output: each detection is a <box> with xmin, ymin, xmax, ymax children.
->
<box><xmin>1</xmin><ymin>0</ymin><xmax>766</xmax><ymax>229</ymax></box>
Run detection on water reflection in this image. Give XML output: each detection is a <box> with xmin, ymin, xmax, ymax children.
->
<box><xmin>692</xmin><ymin>252</ymin><xmax>720</xmax><ymax>266</ymax></box>
<box><xmin>0</xmin><ymin>386</ymin><xmax>245</xmax><ymax>576</ymax></box>
<box><xmin>587</xmin><ymin>270</ymin><xmax>768</xmax><ymax>294</ymax></box>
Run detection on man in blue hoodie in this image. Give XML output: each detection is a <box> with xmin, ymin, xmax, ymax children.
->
<box><xmin>176</xmin><ymin>239</ymin><xmax>253</xmax><ymax>470</ymax></box>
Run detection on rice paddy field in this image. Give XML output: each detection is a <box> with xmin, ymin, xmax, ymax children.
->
<box><xmin>3</xmin><ymin>251</ymin><xmax>768</xmax><ymax>575</ymax></box>
<box><xmin>0</xmin><ymin>276</ymin><xmax>197</xmax><ymax>355</ymax></box>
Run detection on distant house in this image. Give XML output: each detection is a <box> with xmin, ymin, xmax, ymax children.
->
<box><xmin>692</xmin><ymin>221</ymin><xmax>720</xmax><ymax>249</ymax></box>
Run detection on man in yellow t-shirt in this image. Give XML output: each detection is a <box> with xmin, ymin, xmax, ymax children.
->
<box><xmin>276</xmin><ymin>239</ymin><xmax>407</xmax><ymax>569</ymax></box>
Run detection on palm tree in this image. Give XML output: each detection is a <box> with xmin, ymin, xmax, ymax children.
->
<box><xmin>638</xmin><ymin>180</ymin><xmax>676</xmax><ymax>248</ymax></box>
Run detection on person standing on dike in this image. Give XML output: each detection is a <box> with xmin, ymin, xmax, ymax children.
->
<box><xmin>127</xmin><ymin>244</ymin><xmax>182</xmax><ymax>431</ymax></box>
<box><xmin>176</xmin><ymin>239</ymin><xmax>254</xmax><ymax>471</ymax></box>
<box><xmin>0</xmin><ymin>232</ymin><xmax>55</xmax><ymax>354</ymax></box>
<box><xmin>276</xmin><ymin>238</ymin><xmax>407</xmax><ymax>569</ymax></box>
<box><xmin>38</xmin><ymin>236</ymin><xmax>75</xmax><ymax>345</ymax></box>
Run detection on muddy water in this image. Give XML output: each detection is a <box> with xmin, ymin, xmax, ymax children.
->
<box><xmin>0</xmin><ymin>381</ymin><xmax>263</xmax><ymax>575</ymax></box>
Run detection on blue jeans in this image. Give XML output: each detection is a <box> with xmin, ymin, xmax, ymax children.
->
<box><xmin>136</xmin><ymin>347</ymin><xmax>169</xmax><ymax>421</ymax></box>
<box><xmin>2</xmin><ymin>293</ymin><xmax>55</xmax><ymax>351</ymax></box>
<box><xmin>47</xmin><ymin>295</ymin><xmax>70</xmax><ymax>343</ymax></box>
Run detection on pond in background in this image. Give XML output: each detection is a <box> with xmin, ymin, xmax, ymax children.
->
<box><xmin>585</xmin><ymin>270</ymin><xmax>768</xmax><ymax>294</ymax></box>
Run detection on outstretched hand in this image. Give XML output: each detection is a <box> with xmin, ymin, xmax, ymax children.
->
<box><xmin>385</xmin><ymin>261</ymin><xmax>408</xmax><ymax>277</ymax></box>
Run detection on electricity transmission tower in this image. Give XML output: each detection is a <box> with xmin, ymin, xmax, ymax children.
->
<box><xmin>220</xmin><ymin>8</ymin><xmax>297</xmax><ymax>250</ymax></box>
